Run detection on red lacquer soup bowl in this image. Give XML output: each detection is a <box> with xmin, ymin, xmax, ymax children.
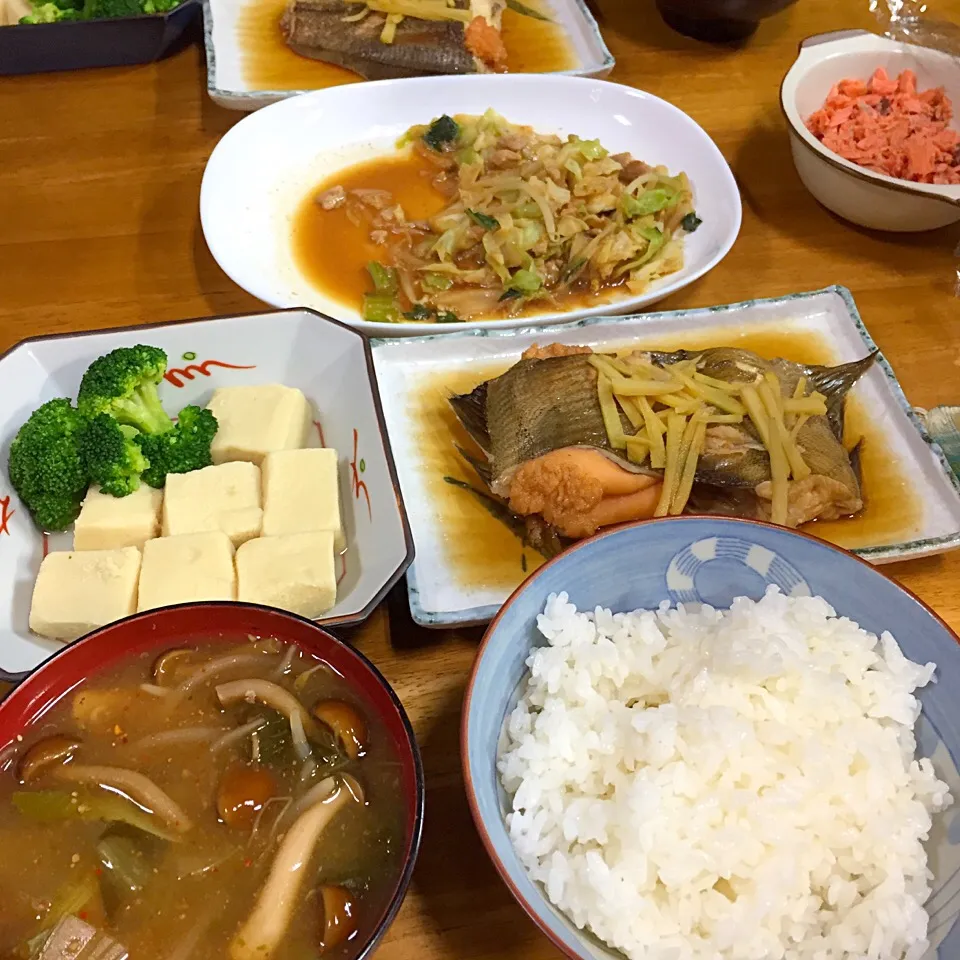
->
<box><xmin>0</xmin><ymin>601</ymin><xmax>424</xmax><ymax>960</ymax></box>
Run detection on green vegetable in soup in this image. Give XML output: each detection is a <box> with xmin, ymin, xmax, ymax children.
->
<box><xmin>12</xmin><ymin>789</ymin><xmax>177</xmax><ymax>842</ymax></box>
<box><xmin>22</xmin><ymin>872</ymin><xmax>102</xmax><ymax>958</ymax></box>
<box><xmin>96</xmin><ymin>824</ymin><xmax>165</xmax><ymax>914</ymax></box>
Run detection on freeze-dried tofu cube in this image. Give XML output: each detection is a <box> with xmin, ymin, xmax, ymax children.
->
<box><xmin>73</xmin><ymin>484</ymin><xmax>163</xmax><ymax>551</ymax></box>
<box><xmin>30</xmin><ymin>547</ymin><xmax>142</xmax><ymax>641</ymax></box>
<box><xmin>162</xmin><ymin>462</ymin><xmax>262</xmax><ymax>547</ymax></box>
<box><xmin>236</xmin><ymin>532</ymin><xmax>336</xmax><ymax>619</ymax></box>
<box><xmin>206</xmin><ymin>385</ymin><xmax>312</xmax><ymax>466</ymax></box>
<box><xmin>137</xmin><ymin>532</ymin><xmax>236</xmax><ymax>611</ymax></box>
<box><xmin>261</xmin><ymin>448</ymin><xmax>344</xmax><ymax>551</ymax></box>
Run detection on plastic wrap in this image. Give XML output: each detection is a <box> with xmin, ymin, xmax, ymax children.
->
<box><xmin>872</xmin><ymin>1</ymin><xmax>960</xmax><ymax>298</ymax></box>
<box><xmin>869</xmin><ymin>0</ymin><xmax>960</xmax><ymax>56</ymax></box>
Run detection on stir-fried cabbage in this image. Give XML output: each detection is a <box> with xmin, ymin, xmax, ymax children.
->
<box><xmin>320</xmin><ymin>110</ymin><xmax>701</xmax><ymax>323</ymax></box>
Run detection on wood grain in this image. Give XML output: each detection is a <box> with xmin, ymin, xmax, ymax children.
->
<box><xmin>1</xmin><ymin>1</ymin><xmax>960</xmax><ymax>956</ymax></box>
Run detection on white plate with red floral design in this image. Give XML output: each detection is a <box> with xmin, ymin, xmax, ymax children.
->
<box><xmin>0</xmin><ymin>308</ymin><xmax>413</xmax><ymax>677</ymax></box>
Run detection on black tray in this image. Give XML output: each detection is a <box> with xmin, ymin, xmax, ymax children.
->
<box><xmin>0</xmin><ymin>0</ymin><xmax>199</xmax><ymax>75</ymax></box>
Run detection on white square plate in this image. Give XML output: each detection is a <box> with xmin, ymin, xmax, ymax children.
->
<box><xmin>371</xmin><ymin>286</ymin><xmax>960</xmax><ymax>627</ymax></box>
<box><xmin>0</xmin><ymin>309</ymin><xmax>413</xmax><ymax>677</ymax></box>
<box><xmin>202</xmin><ymin>0</ymin><xmax>615</xmax><ymax>111</ymax></box>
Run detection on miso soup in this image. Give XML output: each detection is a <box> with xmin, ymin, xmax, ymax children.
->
<box><xmin>0</xmin><ymin>638</ymin><xmax>410</xmax><ymax>960</ymax></box>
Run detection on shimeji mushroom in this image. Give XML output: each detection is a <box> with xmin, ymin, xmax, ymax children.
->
<box><xmin>151</xmin><ymin>648</ymin><xmax>195</xmax><ymax>686</ymax></box>
<box><xmin>16</xmin><ymin>735</ymin><xmax>81</xmax><ymax>783</ymax></box>
<box><xmin>229</xmin><ymin>775</ymin><xmax>365</xmax><ymax>960</ymax></box>
<box><xmin>317</xmin><ymin>884</ymin><xmax>358</xmax><ymax>953</ymax></box>
<box><xmin>216</xmin><ymin>765</ymin><xmax>280</xmax><ymax>830</ymax></box>
<box><xmin>312</xmin><ymin>701</ymin><xmax>368</xmax><ymax>760</ymax></box>
<box><xmin>16</xmin><ymin>736</ymin><xmax>192</xmax><ymax>834</ymax></box>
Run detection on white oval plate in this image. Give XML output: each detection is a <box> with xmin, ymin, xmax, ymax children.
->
<box><xmin>200</xmin><ymin>74</ymin><xmax>743</xmax><ymax>336</ymax></box>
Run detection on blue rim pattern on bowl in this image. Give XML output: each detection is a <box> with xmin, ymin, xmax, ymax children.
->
<box><xmin>461</xmin><ymin>516</ymin><xmax>960</xmax><ymax>959</ymax></box>
<box><xmin>370</xmin><ymin>284</ymin><xmax>960</xmax><ymax>628</ymax></box>
<box><xmin>201</xmin><ymin>0</ymin><xmax>616</xmax><ymax>109</ymax></box>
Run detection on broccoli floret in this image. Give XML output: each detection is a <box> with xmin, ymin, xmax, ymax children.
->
<box><xmin>77</xmin><ymin>345</ymin><xmax>173</xmax><ymax>436</ymax></box>
<box><xmin>8</xmin><ymin>399</ymin><xmax>89</xmax><ymax>532</ymax></box>
<box><xmin>20</xmin><ymin>2</ymin><xmax>81</xmax><ymax>20</ymax></box>
<box><xmin>141</xmin><ymin>0</ymin><xmax>181</xmax><ymax>12</ymax></box>
<box><xmin>78</xmin><ymin>414</ymin><xmax>149</xmax><ymax>498</ymax></box>
<box><xmin>82</xmin><ymin>0</ymin><xmax>143</xmax><ymax>16</ymax></box>
<box><xmin>136</xmin><ymin>406</ymin><xmax>218</xmax><ymax>489</ymax></box>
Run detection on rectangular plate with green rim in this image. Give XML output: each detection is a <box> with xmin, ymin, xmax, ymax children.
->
<box><xmin>371</xmin><ymin>286</ymin><xmax>960</xmax><ymax>628</ymax></box>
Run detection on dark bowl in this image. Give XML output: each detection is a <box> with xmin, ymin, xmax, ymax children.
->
<box><xmin>0</xmin><ymin>0</ymin><xmax>199</xmax><ymax>76</ymax></box>
<box><xmin>0</xmin><ymin>601</ymin><xmax>425</xmax><ymax>960</ymax></box>
<box><xmin>655</xmin><ymin>0</ymin><xmax>798</xmax><ymax>44</ymax></box>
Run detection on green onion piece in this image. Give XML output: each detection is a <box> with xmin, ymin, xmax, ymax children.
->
<box><xmin>681</xmin><ymin>212</ymin><xmax>702</xmax><ymax>233</ymax></box>
<box><xmin>422</xmin><ymin>273</ymin><xmax>454</xmax><ymax>291</ymax></box>
<box><xmin>363</xmin><ymin>294</ymin><xmax>400</xmax><ymax>323</ymax></box>
<box><xmin>366</xmin><ymin>262</ymin><xmax>398</xmax><ymax>295</ymax></box>
<box><xmin>467</xmin><ymin>209</ymin><xmax>499</xmax><ymax>231</ymax></box>
<box><xmin>423</xmin><ymin>115</ymin><xmax>460</xmax><ymax>151</ymax></box>
<box><xmin>508</xmin><ymin>268</ymin><xmax>542</xmax><ymax>294</ymax></box>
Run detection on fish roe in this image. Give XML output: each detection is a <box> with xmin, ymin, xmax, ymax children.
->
<box><xmin>806</xmin><ymin>68</ymin><xmax>960</xmax><ymax>185</ymax></box>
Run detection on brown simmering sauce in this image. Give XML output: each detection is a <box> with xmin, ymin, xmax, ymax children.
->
<box><xmin>238</xmin><ymin>0</ymin><xmax>576</xmax><ymax>93</ymax></box>
<box><xmin>292</xmin><ymin>151</ymin><xmax>447</xmax><ymax>313</ymax></box>
<box><xmin>410</xmin><ymin>327</ymin><xmax>922</xmax><ymax>590</ymax></box>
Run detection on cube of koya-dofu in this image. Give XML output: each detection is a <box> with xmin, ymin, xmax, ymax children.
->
<box><xmin>261</xmin><ymin>448</ymin><xmax>344</xmax><ymax>551</ymax></box>
<box><xmin>237</xmin><ymin>532</ymin><xmax>337</xmax><ymax>619</ymax></box>
<box><xmin>137</xmin><ymin>532</ymin><xmax>237</xmax><ymax>612</ymax></box>
<box><xmin>30</xmin><ymin>547</ymin><xmax>142</xmax><ymax>640</ymax></box>
<box><xmin>74</xmin><ymin>484</ymin><xmax>163</xmax><ymax>551</ymax></box>
<box><xmin>162</xmin><ymin>462</ymin><xmax>263</xmax><ymax>547</ymax></box>
<box><xmin>206</xmin><ymin>385</ymin><xmax>313</xmax><ymax>466</ymax></box>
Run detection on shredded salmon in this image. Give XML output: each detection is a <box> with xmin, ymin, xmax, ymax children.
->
<box><xmin>465</xmin><ymin>16</ymin><xmax>508</xmax><ymax>73</ymax></box>
<box><xmin>806</xmin><ymin>68</ymin><xmax>960</xmax><ymax>185</ymax></box>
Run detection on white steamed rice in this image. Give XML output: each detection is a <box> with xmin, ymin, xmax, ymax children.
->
<box><xmin>498</xmin><ymin>587</ymin><xmax>952</xmax><ymax>960</ymax></box>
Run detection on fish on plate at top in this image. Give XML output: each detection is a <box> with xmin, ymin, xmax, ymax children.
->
<box><xmin>279</xmin><ymin>0</ymin><xmax>513</xmax><ymax>79</ymax></box>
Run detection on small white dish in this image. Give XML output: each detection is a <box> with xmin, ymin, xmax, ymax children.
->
<box><xmin>201</xmin><ymin>0</ymin><xmax>614</xmax><ymax>111</ymax></box>
<box><xmin>781</xmin><ymin>29</ymin><xmax>960</xmax><ymax>232</ymax></box>
<box><xmin>0</xmin><ymin>309</ymin><xmax>413</xmax><ymax>677</ymax></box>
<box><xmin>370</xmin><ymin>285</ymin><xmax>960</xmax><ymax>628</ymax></box>
<box><xmin>200</xmin><ymin>74</ymin><xmax>742</xmax><ymax>336</ymax></box>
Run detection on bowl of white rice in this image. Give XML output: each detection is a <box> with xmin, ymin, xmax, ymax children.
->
<box><xmin>462</xmin><ymin>516</ymin><xmax>960</xmax><ymax>960</ymax></box>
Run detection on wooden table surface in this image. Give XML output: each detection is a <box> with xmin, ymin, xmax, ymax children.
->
<box><xmin>2</xmin><ymin>0</ymin><xmax>960</xmax><ymax>956</ymax></box>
